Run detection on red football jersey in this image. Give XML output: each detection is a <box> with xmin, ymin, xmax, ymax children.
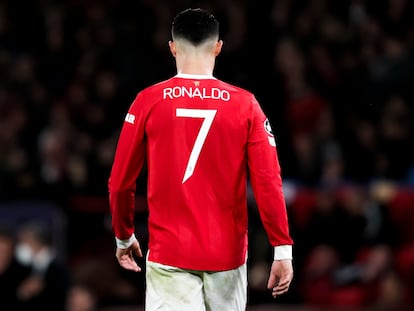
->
<box><xmin>108</xmin><ymin>73</ymin><xmax>293</xmax><ymax>271</ymax></box>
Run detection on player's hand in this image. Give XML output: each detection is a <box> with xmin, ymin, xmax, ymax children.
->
<box><xmin>267</xmin><ymin>259</ymin><xmax>293</xmax><ymax>298</ymax></box>
<box><xmin>116</xmin><ymin>239</ymin><xmax>143</xmax><ymax>272</ymax></box>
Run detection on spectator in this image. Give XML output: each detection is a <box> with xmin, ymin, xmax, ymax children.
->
<box><xmin>15</xmin><ymin>220</ymin><xmax>72</xmax><ymax>311</ymax></box>
<box><xmin>0</xmin><ymin>223</ymin><xmax>31</xmax><ymax>309</ymax></box>
<box><xmin>66</xmin><ymin>283</ymin><xmax>98</xmax><ymax>311</ymax></box>
<box><xmin>299</xmin><ymin>184</ymin><xmax>401</xmax><ymax>308</ymax></box>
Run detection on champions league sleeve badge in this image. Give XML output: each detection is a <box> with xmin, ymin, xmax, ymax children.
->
<box><xmin>264</xmin><ymin>119</ymin><xmax>276</xmax><ymax>147</ymax></box>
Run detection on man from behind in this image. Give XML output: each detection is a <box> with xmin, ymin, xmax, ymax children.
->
<box><xmin>108</xmin><ymin>7</ymin><xmax>294</xmax><ymax>311</ymax></box>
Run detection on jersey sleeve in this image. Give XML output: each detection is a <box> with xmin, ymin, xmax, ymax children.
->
<box><xmin>247</xmin><ymin>96</ymin><xmax>293</xmax><ymax>248</ymax></box>
<box><xmin>108</xmin><ymin>93</ymin><xmax>147</xmax><ymax>240</ymax></box>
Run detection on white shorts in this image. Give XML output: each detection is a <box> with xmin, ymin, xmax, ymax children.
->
<box><xmin>145</xmin><ymin>255</ymin><xmax>247</xmax><ymax>311</ymax></box>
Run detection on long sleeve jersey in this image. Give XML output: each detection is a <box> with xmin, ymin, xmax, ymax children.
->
<box><xmin>108</xmin><ymin>73</ymin><xmax>293</xmax><ymax>271</ymax></box>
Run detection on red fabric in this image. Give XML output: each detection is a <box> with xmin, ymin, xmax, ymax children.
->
<box><xmin>108</xmin><ymin>75</ymin><xmax>293</xmax><ymax>271</ymax></box>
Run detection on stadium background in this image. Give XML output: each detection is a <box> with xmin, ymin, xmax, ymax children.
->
<box><xmin>0</xmin><ymin>0</ymin><xmax>414</xmax><ymax>310</ymax></box>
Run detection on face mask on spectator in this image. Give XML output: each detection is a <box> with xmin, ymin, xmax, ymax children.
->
<box><xmin>15</xmin><ymin>243</ymin><xmax>33</xmax><ymax>266</ymax></box>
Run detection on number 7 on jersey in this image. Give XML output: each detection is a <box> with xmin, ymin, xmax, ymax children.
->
<box><xmin>176</xmin><ymin>108</ymin><xmax>217</xmax><ymax>183</ymax></box>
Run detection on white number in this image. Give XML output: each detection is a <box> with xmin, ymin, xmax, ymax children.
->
<box><xmin>176</xmin><ymin>108</ymin><xmax>217</xmax><ymax>183</ymax></box>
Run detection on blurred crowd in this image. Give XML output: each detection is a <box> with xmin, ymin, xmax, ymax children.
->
<box><xmin>1</xmin><ymin>0</ymin><xmax>414</xmax><ymax>310</ymax></box>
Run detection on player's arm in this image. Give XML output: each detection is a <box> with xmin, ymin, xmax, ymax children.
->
<box><xmin>246</xmin><ymin>96</ymin><xmax>293</xmax><ymax>252</ymax></box>
<box><xmin>108</xmin><ymin>93</ymin><xmax>147</xmax><ymax>249</ymax></box>
<box><xmin>246</xmin><ymin>96</ymin><xmax>294</xmax><ymax>296</ymax></box>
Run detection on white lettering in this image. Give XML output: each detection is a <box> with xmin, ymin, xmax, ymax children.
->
<box><xmin>181</xmin><ymin>86</ymin><xmax>192</xmax><ymax>98</ymax></box>
<box><xmin>163</xmin><ymin>88</ymin><xmax>173</xmax><ymax>99</ymax></box>
<box><xmin>192</xmin><ymin>88</ymin><xmax>202</xmax><ymax>99</ymax></box>
<box><xmin>173</xmin><ymin>86</ymin><xmax>181</xmax><ymax>98</ymax></box>
<box><xmin>125</xmin><ymin>113</ymin><xmax>135</xmax><ymax>124</ymax></box>
<box><xmin>163</xmin><ymin>86</ymin><xmax>231</xmax><ymax>101</ymax></box>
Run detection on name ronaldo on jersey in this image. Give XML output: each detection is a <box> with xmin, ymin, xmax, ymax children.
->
<box><xmin>163</xmin><ymin>86</ymin><xmax>231</xmax><ymax>101</ymax></box>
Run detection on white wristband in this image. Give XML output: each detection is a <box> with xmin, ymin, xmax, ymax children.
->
<box><xmin>274</xmin><ymin>245</ymin><xmax>292</xmax><ymax>260</ymax></box>
<box><xmin>116</xmin><ymin>233</ymin><xmax>136</xmax><ymax>249</ymax></box>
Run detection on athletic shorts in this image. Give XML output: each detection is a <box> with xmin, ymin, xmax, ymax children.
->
<box><xmin>145</xmin><ymin>255</ymin><xmax>247</xmax><ymax>311</ymax></box>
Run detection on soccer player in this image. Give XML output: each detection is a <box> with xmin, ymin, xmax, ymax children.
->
<box><xmin>108</xmin><ymin>7</ymin><xmax>294</xmax><ymax>311</ymax></box>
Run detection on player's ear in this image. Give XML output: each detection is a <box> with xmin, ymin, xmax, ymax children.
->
<box><xmin>169</xmin><ymin>40</ymin><xmax>177</xmax><ymax>57</ymax></box>
<box><xmin>214</xmin><ymin>40</ymin><xmax>223</xmax><ymax>56</ymax></box>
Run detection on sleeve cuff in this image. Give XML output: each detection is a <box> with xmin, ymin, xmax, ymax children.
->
<box><xmin>274</xmin><ymin>245</ymin><xmax>292</xmax><ymax>260</ymax></box>
<box><xmin>115</xmin><ymin>233</ymin><xmax>136</xmax><ymax>249</ymax></box>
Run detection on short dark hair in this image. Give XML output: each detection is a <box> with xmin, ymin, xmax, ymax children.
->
<box><xmin>20</xmin><ymin>220</ymin><xmax>53</xmax><ymax>246</ymax></box>
<box><xmin>0</xmin><ymin>223</ymin><xmax>15</xmax><ymax>241</ymax></box>
<box><xmin>171</xmin><ymin>8</ymin><xmax>219</xmax><ymax>45</ymax></box>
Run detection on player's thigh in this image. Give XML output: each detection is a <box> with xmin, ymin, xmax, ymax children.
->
<box><xmin>203</xmin><ymin>263</ymin><xmax>247</xmax><ymax>311</ymax></box>
<box><xmin>145</xmin><ymin>260</ymin><xmax>205</xmax><ymax>311</ymax></box>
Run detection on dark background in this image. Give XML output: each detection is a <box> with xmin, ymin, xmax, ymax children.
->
<box><xmin>1</xmin><ymin>0</ymin><xmax>414</xmax><ymax>310</ymax></box>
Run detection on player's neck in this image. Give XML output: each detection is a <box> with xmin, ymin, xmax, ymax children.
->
<box><xmin>175</xmin><ymin>54</ymin><xmax>215</xmax><ymax>76</ymax></box>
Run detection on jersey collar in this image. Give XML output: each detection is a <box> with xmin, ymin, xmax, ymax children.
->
<box><xmin>175</xmin><ymin>73</ymin><xmax>216</xmax><ymax>80</ymax></box>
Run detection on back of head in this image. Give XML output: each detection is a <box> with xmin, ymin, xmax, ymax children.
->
<box><xmin>0</xmin><ymin>223</ymin><xmax>15</xmax><ymax>241</ymax></box>
<box><xmin>19</xmin><ymin>220</ymin><xmax>53</xmax><ymax>247</ymax></box>
<box><xmin>171</xmin><ymin>8</ymin><xmax>219</xmax><ymax>46</ymax></box>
